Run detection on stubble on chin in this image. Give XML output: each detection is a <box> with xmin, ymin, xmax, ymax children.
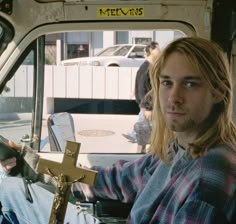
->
<box><xmin>166</xmin><ymin>118</ymin><xmax>196</xmax><ymax>132</ymax></box>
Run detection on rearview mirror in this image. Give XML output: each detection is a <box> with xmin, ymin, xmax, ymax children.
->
<box><xmin>0</xmin><ymin>18</ymin><xmax>14</xmax><ymax>56</ymax></box>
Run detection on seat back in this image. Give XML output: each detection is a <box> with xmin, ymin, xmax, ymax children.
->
<box><xmin>47</xmin><ymin>112</ymin><xmax>76</xmax><ymax>152</ymax></box>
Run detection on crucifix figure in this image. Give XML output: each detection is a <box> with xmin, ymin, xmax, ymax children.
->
<box><xmin>36</xmin><ymin>141</ymin><xmax>97</xmax><ymax>224</ymax></box>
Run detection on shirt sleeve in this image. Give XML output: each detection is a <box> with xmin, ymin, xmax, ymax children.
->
<box><xmin>72</xmin><ymin>154</ymin><xmax>158</xmax><ymax>203</ymax></box>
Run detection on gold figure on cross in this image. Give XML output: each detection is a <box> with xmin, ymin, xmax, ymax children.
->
<box><xmin>37</xmin><ymin>141</ymin><xmax>97</xmax><ymax>224</ymax></box>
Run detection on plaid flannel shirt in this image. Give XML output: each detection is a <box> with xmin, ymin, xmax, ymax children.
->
<box><xmin>72</xmin><ymin>144</ymin><xmax>236</xmax><ymax>224</ymax></box>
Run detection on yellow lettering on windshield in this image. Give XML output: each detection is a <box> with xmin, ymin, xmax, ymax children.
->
<box><xmin>97</xmin><ymin>7</ymin><xmax>144</xmax><ymax>17</ymax></box>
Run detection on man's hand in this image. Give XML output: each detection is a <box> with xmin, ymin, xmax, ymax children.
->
<box><xmin>144</xmin><ymin>110</ymin><xmax>152</xmax><ymax>121</ymax></box>
<box><xmin>0</xmin><ymin>157</ymin><xmax>17</xmax><ymax>173</ymax></box>
<box><xmin>0</xmin><ymin>140</ymin><xmax>22</xmax><ymax>173</ymax></box>
<box><xmin>8</xmin><ymin>140</ymin><xmax>22</xmax><ymax>153</ymax></box>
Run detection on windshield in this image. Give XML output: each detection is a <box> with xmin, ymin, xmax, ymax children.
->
<box><xmin>97</xmin><ymin>45</ymin><xmax>132</xmax><ymax>56</ymax></box>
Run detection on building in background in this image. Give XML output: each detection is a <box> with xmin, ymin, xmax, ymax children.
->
<box><xmin>45</xmin><ymin>30</ymin><xmax>185</xmax><ymax>65</ymax></box>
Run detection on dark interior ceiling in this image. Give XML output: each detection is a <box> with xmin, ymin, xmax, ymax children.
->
<box><xmin>211</xmin><ymin>0</ymin><xmax>236</xmax><ymax>58</ymax></box>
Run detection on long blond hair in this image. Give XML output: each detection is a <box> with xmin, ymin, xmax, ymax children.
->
<box><xmin>149</xmin><ymin>37</ymin><xmax>236</xmax><ymax>161</ymax></box>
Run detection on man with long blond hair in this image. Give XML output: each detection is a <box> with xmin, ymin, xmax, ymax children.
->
<box><xmin>0</xmin><ymin>37</ymin><xmax>235</xmax><ymax>223</ymax></box>
<box><xmin>150</xmin><ymin>36</ymin><xmax>236</xmax><ymax>161</ymax></box>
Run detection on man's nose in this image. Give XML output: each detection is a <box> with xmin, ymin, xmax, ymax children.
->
<box><xmin>167</xmin><ymin>85</ymin><xmax>184</xmax><ymax>104</ymax></box>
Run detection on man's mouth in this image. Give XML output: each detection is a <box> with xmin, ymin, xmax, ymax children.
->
<box><xmin>167</xmin><ymin>111</ymin><xmax>186</xmax><ymax>117</ymax></box>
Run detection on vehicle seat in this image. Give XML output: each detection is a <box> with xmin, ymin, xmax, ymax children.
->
<box><xmin>78</xmin><ymin>200</ymin><xmax>133</xmax><ymax>224</ymax></box>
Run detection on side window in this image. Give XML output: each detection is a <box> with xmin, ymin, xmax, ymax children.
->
<box><xmin>130</xmin><ymin>46</ymin><xmax>145</xmax><ymax>58</ymax></box>
<box><xmin>0</xmin><ymin>49</ymin><xmax>34</xmax><ymax>144</ymax></box>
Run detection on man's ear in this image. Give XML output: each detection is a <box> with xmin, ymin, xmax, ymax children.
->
<box><xmin>212</xmin><ymin>92</ymin><xmax>223</xmax><ymax>104</ymax></box>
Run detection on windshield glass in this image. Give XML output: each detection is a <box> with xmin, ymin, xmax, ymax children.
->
<box><xmin>0</xmin><ymin>27</ymin><xmax>186</xmax><ymax>153</ymax></box>
<box><xmin>114</xmin><ymin>46</ymin><xmax>132</xmax><ymax>56</ymax></box>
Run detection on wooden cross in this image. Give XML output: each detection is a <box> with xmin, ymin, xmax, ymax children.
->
<box><xmin>36</xmin><ymin>141</ymin><xmax>97</xmax><ymax>224</ymax></box>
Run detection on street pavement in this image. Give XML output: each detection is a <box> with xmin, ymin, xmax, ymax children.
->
<box><xmin>0</xmin><ymin>113</ymin><xmax>139</xmax><ymax>154</ymax></box>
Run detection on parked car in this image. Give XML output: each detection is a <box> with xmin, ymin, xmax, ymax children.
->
<box><xmin>61</xmin><ymin>44</ymin><xmax>146</xmax><ymax>67</ymax></box>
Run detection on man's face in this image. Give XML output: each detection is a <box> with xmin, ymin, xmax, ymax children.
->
<box><xmin>159</xmin><ymin>52</ymin><xmax>218</xmax><ymax>136</ymax></box>
<box><xmin>150</xmin><ymin>46</ymin><xmax>160</xmax><ymax>57</ymax></box>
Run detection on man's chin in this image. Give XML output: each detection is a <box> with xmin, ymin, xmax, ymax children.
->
<box><xmin>168</xmin><ymin>123</ymin><xmax>186</xmax><ymax>132</ymax></box>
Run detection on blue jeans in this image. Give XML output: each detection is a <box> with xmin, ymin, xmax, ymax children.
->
<box><xmin>0</xmin><ymin>177</ymin><xmax>99</xmax><ymax>224</ymax></box>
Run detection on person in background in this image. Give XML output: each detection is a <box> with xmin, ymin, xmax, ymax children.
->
<box><xmin>122</xmin><ymin>41</ymin><xmax>160</xmax><ymax>151</ymax></box>
<box><xmin>0</xmin><ymin>37</ymin><xmax>236</xmax><ymax>223</ymax></box>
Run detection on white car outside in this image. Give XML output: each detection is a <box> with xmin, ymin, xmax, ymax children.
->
<box><xmin>61</xmin><ymin>44</ymin><xmax>146</xmax><ymax>67</ymax></box>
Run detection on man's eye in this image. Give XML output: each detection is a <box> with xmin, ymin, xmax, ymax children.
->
<box><xmin>185</xmin><ymin>82</ymin><xmax>196</xmax><ymax>88</ymax></box>
<box><xmin>161</xmin><ymin>80</ymin><xmax>171</xmax><ymax>86</ymax></box>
